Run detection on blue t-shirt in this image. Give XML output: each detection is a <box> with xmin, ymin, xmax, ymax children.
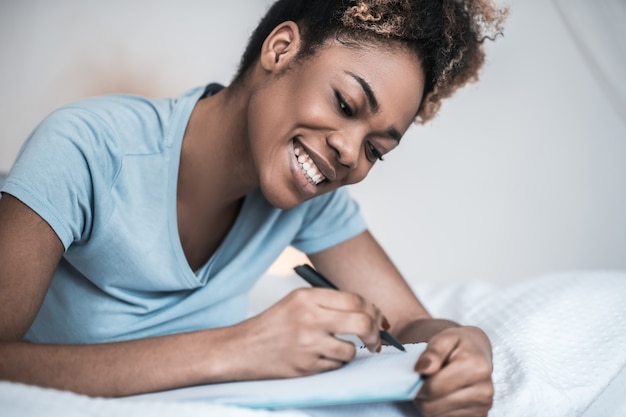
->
<box><xmin>1</xmin><ymin>85</ymin><xmax>367</xmax><ymax>344</ymax></box>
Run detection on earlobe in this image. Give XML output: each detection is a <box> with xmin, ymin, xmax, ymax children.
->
<box><xmin>259</xmin><ymin>21</ymin><xmax>301</xmax><ymax>72</ymax></box>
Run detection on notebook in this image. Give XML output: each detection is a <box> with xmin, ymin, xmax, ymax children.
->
<box><xmin>124</xmin><ymin>343</ymin><xmax>426</xmax><ymax>409</ymax></box>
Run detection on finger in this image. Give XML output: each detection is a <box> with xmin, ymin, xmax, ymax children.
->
<box><xmin>284</xmin><ymin>336</ymin><xmax>353</xmax><ymax>376</ymax></box>
<box><xmin>278</xmin><ymin>289</ymin><xmax>382</xmax><ymax>352</ymax></box>
<box><xmin>415</xmin><ymin>332</ymin><xmax>461</xmax><ymax>375</ymax></box>
<box><xmin>416</xmin><ymin>354</ymin><xmax>492</xmax><ymax>401</ymax></box>
<box><xmin>303</xmin><ymin>355</ymin><xmax>345</xmax><ymax>376</ymax></box>
<box><xmin>417</xmin><ymin>360</ymin><xmax>470</xmax><ymax>400</ymax></box>
<box><xmin>311</xmin><ymin>288</ymin><xmax>386</xmax><ymax>330</ymax></box>
<box><xmin>319</xmin><ymin>337</ymin><xmax>358</xmax><ymax>363</ymax></box>
<box><xmin>282</xmin><ymin>296</ymin><xmax>381</xmax><ymax>354</ymax></box>
<box><xmin>322</xmin><ymin>309</ymin><xmax>382</xmax><ymax>353</ymax></box>
<box><xmin>304</xmin><ymin>289</ymin><xmax>385</xmax><ymax>352</ymax></box>
<box><xmin>283</xmin><ymin>330</ymin><xmax>358</xmax><ymax>376</ymax></box>
<box><xmin>415</xmin><ymin>380</ymin><xmax>494</xmax><ymax>417</ymax></box>
<box><xmin>416</xmin><ymin>340</ymin><xmax>493</xmax><ymax>400</ymax></box>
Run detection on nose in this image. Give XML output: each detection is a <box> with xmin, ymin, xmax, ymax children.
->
<box><xmin>326</xmin><ymin>130</ymin><xmax>360</xmax><ymax>169</ymax></box>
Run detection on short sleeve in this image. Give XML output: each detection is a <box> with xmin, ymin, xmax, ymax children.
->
<box><xmin>1</xmin><ymin>106</ymin><xmax>121</xmax><ymax>249</ymax></box>
<box><xmin>291</xmin><ymin>188</ymin><xmax>367</xmax><ymax>254</ymax></box>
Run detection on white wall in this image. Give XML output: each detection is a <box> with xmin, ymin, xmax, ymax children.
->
<box><xmin>351</xmin><ymin>0</ymin><xmax>626</xmax><ymax>286</ymax></box>
<box><xmin>0</xmin><ymin>0</ymin><xmax>273</xmax><ymax>169</ymax></box>
<box><xmin>1</xmin><ymin>0</ymin><xmax>624</xmax><ymax>287</ymax></box>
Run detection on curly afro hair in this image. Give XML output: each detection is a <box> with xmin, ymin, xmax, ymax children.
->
<box><xmin>234</xmin><ymin>0</ymin><xmax>507</xmax><ymax>124</ymax></box>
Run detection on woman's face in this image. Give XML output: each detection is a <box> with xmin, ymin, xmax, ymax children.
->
<box><xmin>247</xmin><ymin>39</ymin><xmax>425</xmax><ymax>209</ymax></box>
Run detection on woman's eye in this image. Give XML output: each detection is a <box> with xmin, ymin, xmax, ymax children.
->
<box><xmin>367</xmin><ymin>143</ymin><xmax>385</xmax><ymax>162</ymax></box>
<box><xmin>335</xmin><ymin>91</ymin><xmax>354</xmax><ymax>117</ymax></box>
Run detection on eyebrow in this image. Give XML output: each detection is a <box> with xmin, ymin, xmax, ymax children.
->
<box><xmin>346</xmin><ymin>71</ymin><xmax>402</xmax><ymax>143</ymax></box>
<box><xmin>386</xmin><ymin>127</ymin><xmax>402</xmax><ymax>143</ymax></box>
<box><xmin>347</xmin><ymin>71</ymin><xmax>379</xmax><ymax>114</ymax></box>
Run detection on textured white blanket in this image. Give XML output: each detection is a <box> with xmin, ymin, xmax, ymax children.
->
<box><xmin>461</xmin><ymin>270</ymin><xmax>626</xmax><ymax>417</ymax></box>
<box><xmin>2</xmin><ymin>270</ymin><xmax>625</xmax><ymax>417</ymax></box>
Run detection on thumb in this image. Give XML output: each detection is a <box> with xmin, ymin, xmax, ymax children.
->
<box><xmin>414</xmin><ymin>335</ymin><xmax>459</xmax><ymax>375</ymax></box>
<box><xmin>414</xmin><ymin>352</ymin><xmax>439</xmax><ymax>375</ymax></box>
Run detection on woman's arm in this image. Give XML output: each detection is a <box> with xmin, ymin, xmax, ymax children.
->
<box><xmin>0</xmin><ymin>193</ymin><xmax>224</xmax><ymax>396</ymax></box>
<box><xmin>0</xmin><ymin>195</ymin><xmax>387</xmax><ymax>397</ymax></box>
<box><xmin>308</xmin><ymin>230</ymin><xmax>494</xmax><ymax>417</ymax></box>
<box><xmin>308</xmin><ymin>230</ymin><xmax>458</xmax><ymax>340</ymax></box>
<box><xmin>0</xmin><ymin>193</ymin><xmax>64</xmax><ymax>340</ymax></box>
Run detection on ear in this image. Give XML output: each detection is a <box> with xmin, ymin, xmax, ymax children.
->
<box><xmin>259</xmin><ymin>21</ymin><xmax>301</xmax><ymax>72</ymax></box>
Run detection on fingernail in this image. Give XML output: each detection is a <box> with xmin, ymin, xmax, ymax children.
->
<box><xmin>382</xmin><ymin>316</ymin><xmax>391</xmax><ymax>331</ymax></box>
<box><xmin>415</xmin><ymin>357</ymin><xmax>431</xmax><ymax>372</ymax></box>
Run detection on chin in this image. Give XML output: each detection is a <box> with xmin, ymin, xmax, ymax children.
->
<box><xmin>258</xmin><ymin>157</ymin><xmax>325</xmax><ymax>209</ymax></box>
<box><xmin>257</xmin><ymin>182</ymin><xmax>299</xmax><ymax>210</ymax></box>
<box><xmin>262</xmin><ymin>191</ymin><xmax>300</xmax><ymax>210</ymax></box>
<box><xmin>260</xmin><ymin>180</ymin><xmax>325</xmax><ymax>210</ymax></box>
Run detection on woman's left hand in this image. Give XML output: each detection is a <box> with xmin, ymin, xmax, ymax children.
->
<box><xmin>413</xmin><ymin>325</ymin><xmax>494</xmax><ymax>417</ymax></box>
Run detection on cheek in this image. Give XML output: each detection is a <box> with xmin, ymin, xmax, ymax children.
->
<box><xmin>247</xmin><ymin>89</ymin><xmax>274</xmax><ymax>138</ymax></box>
<box><xmin>247</xmin><ymin>90</ymin><xmax>284</xmax><ymax>163</ymax></box>
<box><xmin>344</xmin><ymin>164</ymin><xmax>373</xmax><ymax>185</ymax></box>
<box><xmin>283</xmin><ymin>71</ymin><xmax>334</xmax><ymax>126</ymax></box>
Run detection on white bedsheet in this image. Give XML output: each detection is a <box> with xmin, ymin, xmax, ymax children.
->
<box><xmin>2</xmin><ymin>270</ymin><xmax>625</xmax><ymax>417</ymax></box>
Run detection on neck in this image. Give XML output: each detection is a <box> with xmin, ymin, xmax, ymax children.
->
<box><xmin>178</xmin><ymin>83</ymin><xmax>257</xmax><ymax>211</ymax></box>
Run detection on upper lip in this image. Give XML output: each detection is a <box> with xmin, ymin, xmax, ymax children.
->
<box><xmin>296</xmin><ymin>139</ymin><xmax>337</xmax><ymax>182</ymax></box>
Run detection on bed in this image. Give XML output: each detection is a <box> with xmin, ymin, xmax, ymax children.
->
<box><xmin>2</xmin><ymin>268</ymin><xmax>625</xmax><ymax>416</ymax></box>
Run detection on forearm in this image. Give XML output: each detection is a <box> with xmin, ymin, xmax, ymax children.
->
<box><xmin>0</xmin><ymin>328</ymin><xmax>239</xmax><ymax>397</ymax></box>
<box><xmin>396</xmin><ymin>318</ymin><xmax>461</xmax><ymax>344</ymax></box>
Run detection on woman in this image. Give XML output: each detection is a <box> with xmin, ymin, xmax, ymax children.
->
<box><xmin>0</xmin><ymin>1</ymin><xmax>506</xmax><ymax>416</ymax></box>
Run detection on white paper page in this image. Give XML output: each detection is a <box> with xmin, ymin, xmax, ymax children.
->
<box><xmin>124</xmin><ymin>343</ymin><xmax>426</xmax><ymax>409</ymax></box>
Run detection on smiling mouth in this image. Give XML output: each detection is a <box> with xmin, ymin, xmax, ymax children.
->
<box><xmin>294</xmin><ymin>145</ymin><xmax>326</xmax><ymax>186</ymax></box>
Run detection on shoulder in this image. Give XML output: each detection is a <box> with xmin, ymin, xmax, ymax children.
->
<box><xmin>50</xmin><ymin>94</ymin><xmax>173</xmax><ymax>141</ymax></box>
<box><xmin>26</xmin><ymin>90</ymin><xmax>189</xmax><ymax>163</ymax></box>
<box><xmin>290</xmin><ymin>188</ymin><xmax>368</xmax><ymax>254</ymax></box>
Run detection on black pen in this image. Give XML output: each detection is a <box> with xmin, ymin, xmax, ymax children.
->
<box><xmin>293</xmin><ymin>264</ymin><xmax>406</xmax><ymax>352</ymax></box>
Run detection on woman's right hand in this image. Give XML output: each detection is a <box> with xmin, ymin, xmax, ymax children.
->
<box><xmin>227</xmin><ymin>287</ymin><xmax>388</xmax><ymax>380</ymax></box>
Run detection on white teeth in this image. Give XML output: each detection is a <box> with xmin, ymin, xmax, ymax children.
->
<box><xmin>294</xmin><ymin>145</ymin><xmax>326</xmax><ymax>185</ymax></box>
